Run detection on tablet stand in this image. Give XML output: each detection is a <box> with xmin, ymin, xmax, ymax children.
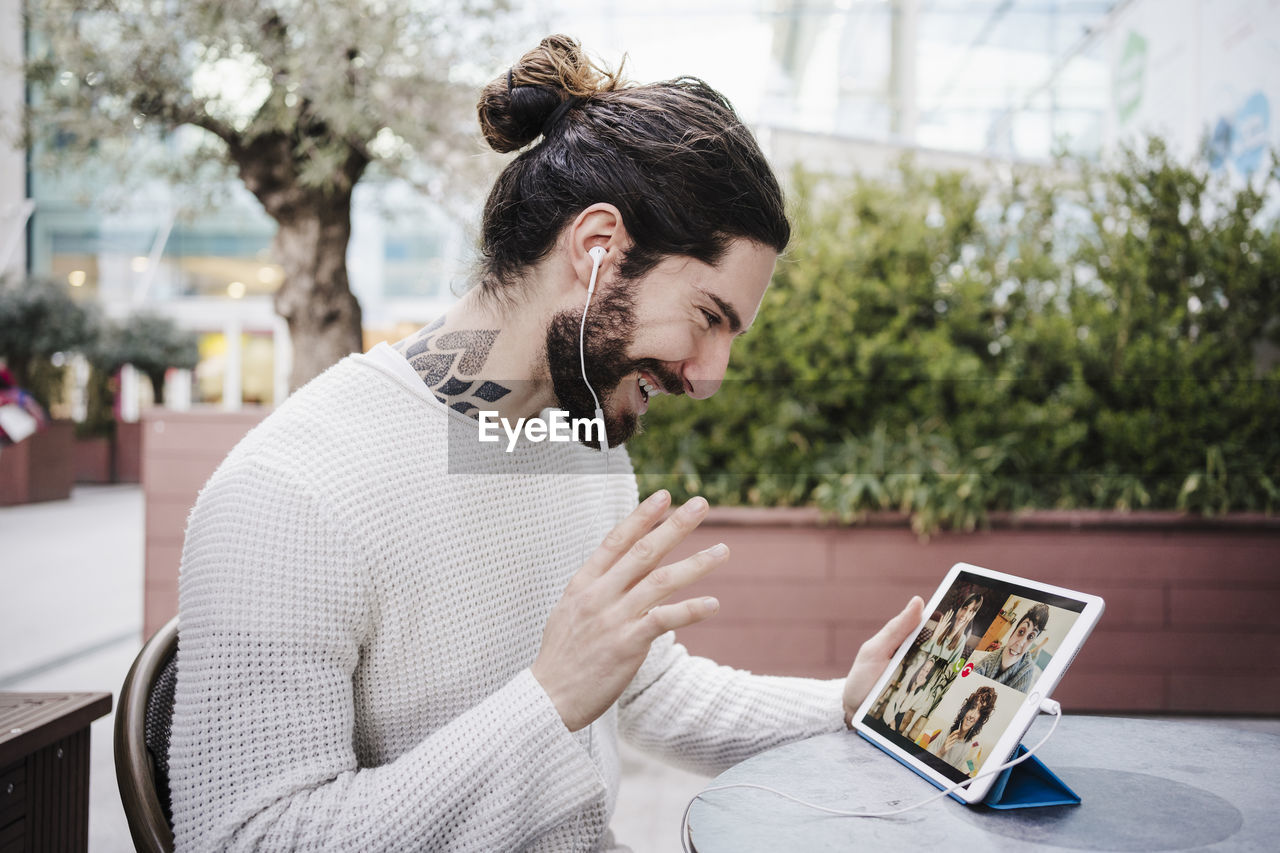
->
<box><xmin>855</xmin><ymin>728</ymin><xmax>1080</xmax><ymax>810</ymax></box>
<box><xmin>955</xmin><ymin>744</ymin><xmax>1080</xmax><ymax>809</ymax></box>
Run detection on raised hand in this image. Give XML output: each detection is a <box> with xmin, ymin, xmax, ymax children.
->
<box><xmin>531</xmin><ymin>490</ymin><xmax>727</xmax><ymax>731</ymax></box>
<box><xmin>936</xmin><ymin>608</ymin><xmax>955</xmax><ymax>638</ymax></box>
<box><xmin>943</xmin><ymin>730</ymin><xmax>964</xmax><ymax>754</ymax></box>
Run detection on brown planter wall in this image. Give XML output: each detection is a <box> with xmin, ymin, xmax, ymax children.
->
<box><xmin>0</xmin><ymin>420</ymin><xmax>75</xmax><ymax>506</ymax></box>
<box><xmin>71</xmin><ymin>421</ymin><xmax>142</xmax><ymax>484</ymax></box>
<box><xmin>141</xmin><ymin>408</ymin><xmax>268</xmax><ymax>634</ymax></box>
<box><xmin>114</xmin><ymin>421</ymin><xmax>142</xmax><ymax>484</ymax></box>
<box><xmin>664</xmin><ymin>509</ymin><xmax>1280</xmax><ymax>715</ymax></box>
<box><xmin>141</xmin><ymin>410</ymin><xmax>1280</xmax><ymax>714</ymax></box>
<box><xmin>73</xmin><ymin>436</ymin><xmax>112</xmax><ymax>483</ymax></box>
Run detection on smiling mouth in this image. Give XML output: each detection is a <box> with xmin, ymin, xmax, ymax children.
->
<box><xmin>637</xmin><ymin>372</ymin><xmax>664</xmax><ymax>404</ymax></box>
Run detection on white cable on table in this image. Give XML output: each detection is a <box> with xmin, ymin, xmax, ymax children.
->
<box><xmin>680</xmin><ymin>701</ymin><xmax>1064</xmax><ymax>853</ymax></box>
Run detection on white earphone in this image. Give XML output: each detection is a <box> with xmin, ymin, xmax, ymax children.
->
<box><xmin>579</xmin><ymin>246</ymin><xmax>608</xmax><ymax>447</ymax></box>
<box><xmin>580</xmin><ymin>245</ymin><xmax>611</xmax><ymax>768</ymax></box>
<box><xmin>587</xmin><ymin>246</ymin><xmax>606</xmax><ymax>291</ymax></box>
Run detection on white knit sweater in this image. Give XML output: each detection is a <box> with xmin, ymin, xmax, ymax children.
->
<box><xmin>170</xmin><ymin>343</ymin><xmax>845</xmax><ymax>852</ymax></box>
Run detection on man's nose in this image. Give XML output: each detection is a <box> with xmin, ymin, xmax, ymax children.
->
<box><xmin>682</xmin><ymin>337</ymin><xmax>733</xmax><ymax>400</ymax></box>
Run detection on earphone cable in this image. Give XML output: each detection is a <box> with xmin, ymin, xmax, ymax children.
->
<box><xmin>579</xmin><ymin>251</ymin><xmax>610</xmax><ymax>764</ymax></box>
<box><xmin>578</xmin><ymin>252</ymin><xmax>610</xmax><ymax>567</ymax></box>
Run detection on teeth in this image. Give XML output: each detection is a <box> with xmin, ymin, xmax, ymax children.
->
<box><xmin>639</xmin><ymin>376</ymin><xmax>659</xmax><ymax>396</ymax></box>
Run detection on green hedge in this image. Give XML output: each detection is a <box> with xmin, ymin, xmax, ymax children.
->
<box><xmin>628</xmin><ymin>140</ymin><xmax>1280</xmax><ymax>533</ymax></box>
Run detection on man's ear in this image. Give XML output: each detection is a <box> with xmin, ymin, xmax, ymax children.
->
<box><xmin>564</xmin><ymin>203</ymin><xmax>630</xmax><ymax>293</ymax></box>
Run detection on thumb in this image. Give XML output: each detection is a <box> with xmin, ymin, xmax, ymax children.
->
<box><xmin>868</xmin><ymin>596</ymin><xmax>925</xmax><ymax>654</ymax></box>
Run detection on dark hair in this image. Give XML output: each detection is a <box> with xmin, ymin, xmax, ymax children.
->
<box><xmin>907</xmin><ymin>657</ymin><xmax>937</xmax><ymax>694</ymax></box>
<box><xmin>944</xmin><ymin>592</ymin><xmax>985</xmax><ymax>652</ymax></box>
<box><xmin>475</xmin><ymin>35</ymin><xmax>790</xmax><ymax>297</ymax></box>
<box><xmin>1015</xmin><ymin>603</ymin><xmax>1051</xmax><ymax>636</ymax></box>
<box><xmin>950</xmin><ymin>686</ymin><xmax>998</xmax><ymax>740</ymax></box>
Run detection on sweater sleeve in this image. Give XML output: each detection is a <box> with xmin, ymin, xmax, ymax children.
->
<box><xmin>615</xmin><ymin>632</ymin><xmax>846</xmax><ymax>777</ymax></box>
<box><xmin>170</xmin><ymin>459</ymin><xmax>604</xmax><ymax>852</ymax></box>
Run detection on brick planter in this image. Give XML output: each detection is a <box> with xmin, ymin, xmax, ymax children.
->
<box><xmin>139</xmin><ymin>409</ymin><xmax>1280</xmax><ymax>714</ymax></box>
<box><xmin>140</xmin><ymin>408</ymin><xmax>268</xmax><ymax>635</ymax></box>
<box><xmin>664</xmin><ymin>508</ymin><xmax>1280</xmax><ymax>714</ymax></box>
<box><xmin>0</xmin><ymin>420</ymin><xmax>75</xmax><ymax>506</ymax></box>
<box><xmin>73</xmin><ymin>435</ymin><xmax>112</xmax><ymax>483</ymax></box>
<box><xmin>72</xmin><ymin>421</ymin><xmax>144</xmax><ymax>484</ymax></box>
<box><xmin>114</xmin><ymin>421</ymin><xmax>142</xmax><ymax>484</ymax></box>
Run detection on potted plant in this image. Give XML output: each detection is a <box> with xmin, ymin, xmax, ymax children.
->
<box><xmin>0</xmin><ymin>276</ymin><xmax>96</xmax><ymax>504</ymax></box>
<box><xmin>92</xmin><ymin>314</ymin><xmax>201</xmax><ymax>482</ymax></box>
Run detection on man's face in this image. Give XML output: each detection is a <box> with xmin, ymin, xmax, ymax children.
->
<box><xmin>1004</xmin><ymin>617</ymin><xmax>1040</xmax><ymax>660</ymax></box>
<box><xmin>545</xmin><ymin>239</ymin><xmax>777</xmax><ymax>448</ymax></box>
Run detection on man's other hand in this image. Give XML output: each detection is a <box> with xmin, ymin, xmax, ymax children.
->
<box><xmin>532</xmin><ymin>490</ymin><xmax>727</xmax><ymax>732</ymax></box>
<box><xmin>842</xmin><ymin>596</ymin><xmax>925</xmax><ymax>727</ymax></box>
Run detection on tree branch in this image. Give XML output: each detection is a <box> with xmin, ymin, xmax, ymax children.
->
<box><xmin>176</xmin><ymin>106</ymin><xmax>241</xmax><ymax>152</ymax></box>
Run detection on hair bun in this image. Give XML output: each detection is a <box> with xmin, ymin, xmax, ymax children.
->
<box><xmin>478</xmin><ymin>35</ymin><xmax>624</xmax><ymax>153</ymax></box>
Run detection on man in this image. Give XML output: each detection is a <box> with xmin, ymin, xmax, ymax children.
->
<box><xmin>972</xmin><ymin>603</ymin><xmax>1051</xmax><ymax>692</ymax></box>
<box><xmin>170</xmin><ymin>36</ymin><xmax>922</xmax><ymax>851</ymax></box>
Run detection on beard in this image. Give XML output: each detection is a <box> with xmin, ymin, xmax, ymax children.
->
<box><xmin>544</xmin><ymin>284</ymin><xmax>683</xmax><ymax>449</ymax></box>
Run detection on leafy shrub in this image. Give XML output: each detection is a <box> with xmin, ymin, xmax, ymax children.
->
<box><xmin>78</xmin><ymin>313</ymin><xmax>202</xmax><ymax>437</ymax></box>
<box><xmin>92</xmin><ymin>314</ymin><xmax>199</xmax><ymax>405</ymax></box>
<box><xmin>0</xmin><ymin>276</ymin><xmax>96</xmax><ymax>410</ymax></box>
<box><xmin>628</xmin><ymin>141</ymin><xmax>1280</xmax><ymax>532</ymax></box>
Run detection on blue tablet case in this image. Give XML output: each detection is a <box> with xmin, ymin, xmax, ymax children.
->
<box><xmin>857</xmin><ymin>732</ymin><xmax>1080</xmax><ymax>809</ymax></box>
<box><xmin>976</xmin><ymin>744</ymin><xmax>1080</xmax><ymax>809</ymax></box>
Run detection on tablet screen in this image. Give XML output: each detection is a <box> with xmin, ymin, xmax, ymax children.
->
<box><xmin>859</xmin><ymin>569</ymin><xmax>1086</xmax><ymax>784</ymax></box>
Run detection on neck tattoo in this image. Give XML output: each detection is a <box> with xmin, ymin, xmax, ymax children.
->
<box><xmin>395</xmin><ymin>317</ymin><xmax>511</xmax><ymax>416</ymax></box>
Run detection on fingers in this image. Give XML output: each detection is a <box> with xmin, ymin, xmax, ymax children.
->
<box><xmin>622</xmin><ymin>542</ymin><xmax>728</xmax><ymax>616</ymax></box>
<box><xmin>602</xmin><ymin>496</ymin><xmax>709</xmax><ymax>594</ymax></box>
<box><xmin>637</xmin><ymin>594</ymin><xmax>720</xmax><ymax>639</ymax></box>
<box><xmin>579</xmin><ymin>489</ymin><xmax>672</xmax><ymax>580</ymax></box>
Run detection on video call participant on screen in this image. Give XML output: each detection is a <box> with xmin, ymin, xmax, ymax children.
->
<box><xmin>926</xmin><ymin>592</ymin><xmax>985</xmax><ymax>670</ymax></box>
<box><xmin>927</xmin><ymin>685</ymin><xmax>998</xmax><ymax>773</ymax></box>
<box><xmin>972</xmin><ymin>602</ymin><xmax>1050</xmax><ymax>692</ymax></box>
<box><xmin>882</xmin><ymin>656</ymin><xmax>938</xmax><ymax>734</ymax></box>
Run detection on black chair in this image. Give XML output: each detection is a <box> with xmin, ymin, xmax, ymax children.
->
<box><xmin>115</xmin><ymin>616</ymin><xmax>179</xmax><ymax>853</ymax></box>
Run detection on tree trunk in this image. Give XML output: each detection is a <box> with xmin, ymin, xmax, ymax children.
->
<box><xmin>272</xmin><ymin>199</ymin><xmax>364</xmax><ymax>391</ymax></box>
<box><xmin>146</xmin><ymin>370</ymin><xmax>167</xmax><ymax>406</ymax></box>
<box><xmin>230</xmin><ymin>133</ymin><xmax>368</xmax><ymax>394</ymax></box>
<box><xmin>6</xmin><ymin>355</ymin><xmax>31</xmax><ymax>391</ymax></box>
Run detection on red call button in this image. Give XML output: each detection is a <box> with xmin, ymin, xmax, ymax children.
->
<box><xmin>960</xmin><ymin>662</ymin><xmax>974</xmax><ymax>677</ymax></box>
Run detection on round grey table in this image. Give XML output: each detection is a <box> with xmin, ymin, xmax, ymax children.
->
<box><xmin>688</xmin><ymin>717</ymin><xmax>1279</xmax><ymax>852</ymax></box>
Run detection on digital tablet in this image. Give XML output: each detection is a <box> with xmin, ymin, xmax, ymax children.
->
<box><xmin>852</xmin><ymin>562</ymin><xmax>1105</xmax><ymax>804</ymax></box>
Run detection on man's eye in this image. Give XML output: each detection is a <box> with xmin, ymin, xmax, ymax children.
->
<box><xmin>700</xmin><ymin>308</ymin><xmax>721</xmax><ymax>327</ymax></box>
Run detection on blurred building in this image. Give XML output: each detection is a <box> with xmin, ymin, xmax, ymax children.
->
<box><xmin>5</xmin><ymin>0</ymin><xmax>1278</xmax><ymax>411</ymax></box>
<box><xmin>1102</xmin><ymin>0</ymin><xmax>1280</xmax><ymax>175</ymax></box>
<box><xmin>3</xmin><ymin>0</ymin><xmax>466</xmax><ymax>411</ymax></box>
<box><xmin>1</xmin><ymin>0</ymin><xmax>26</xmax><ymax>280</ymax></box>
<box><xmin>27</xmin><ymin>165</ymin><xmax>465</xmax><ymax>408</ymax></box>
